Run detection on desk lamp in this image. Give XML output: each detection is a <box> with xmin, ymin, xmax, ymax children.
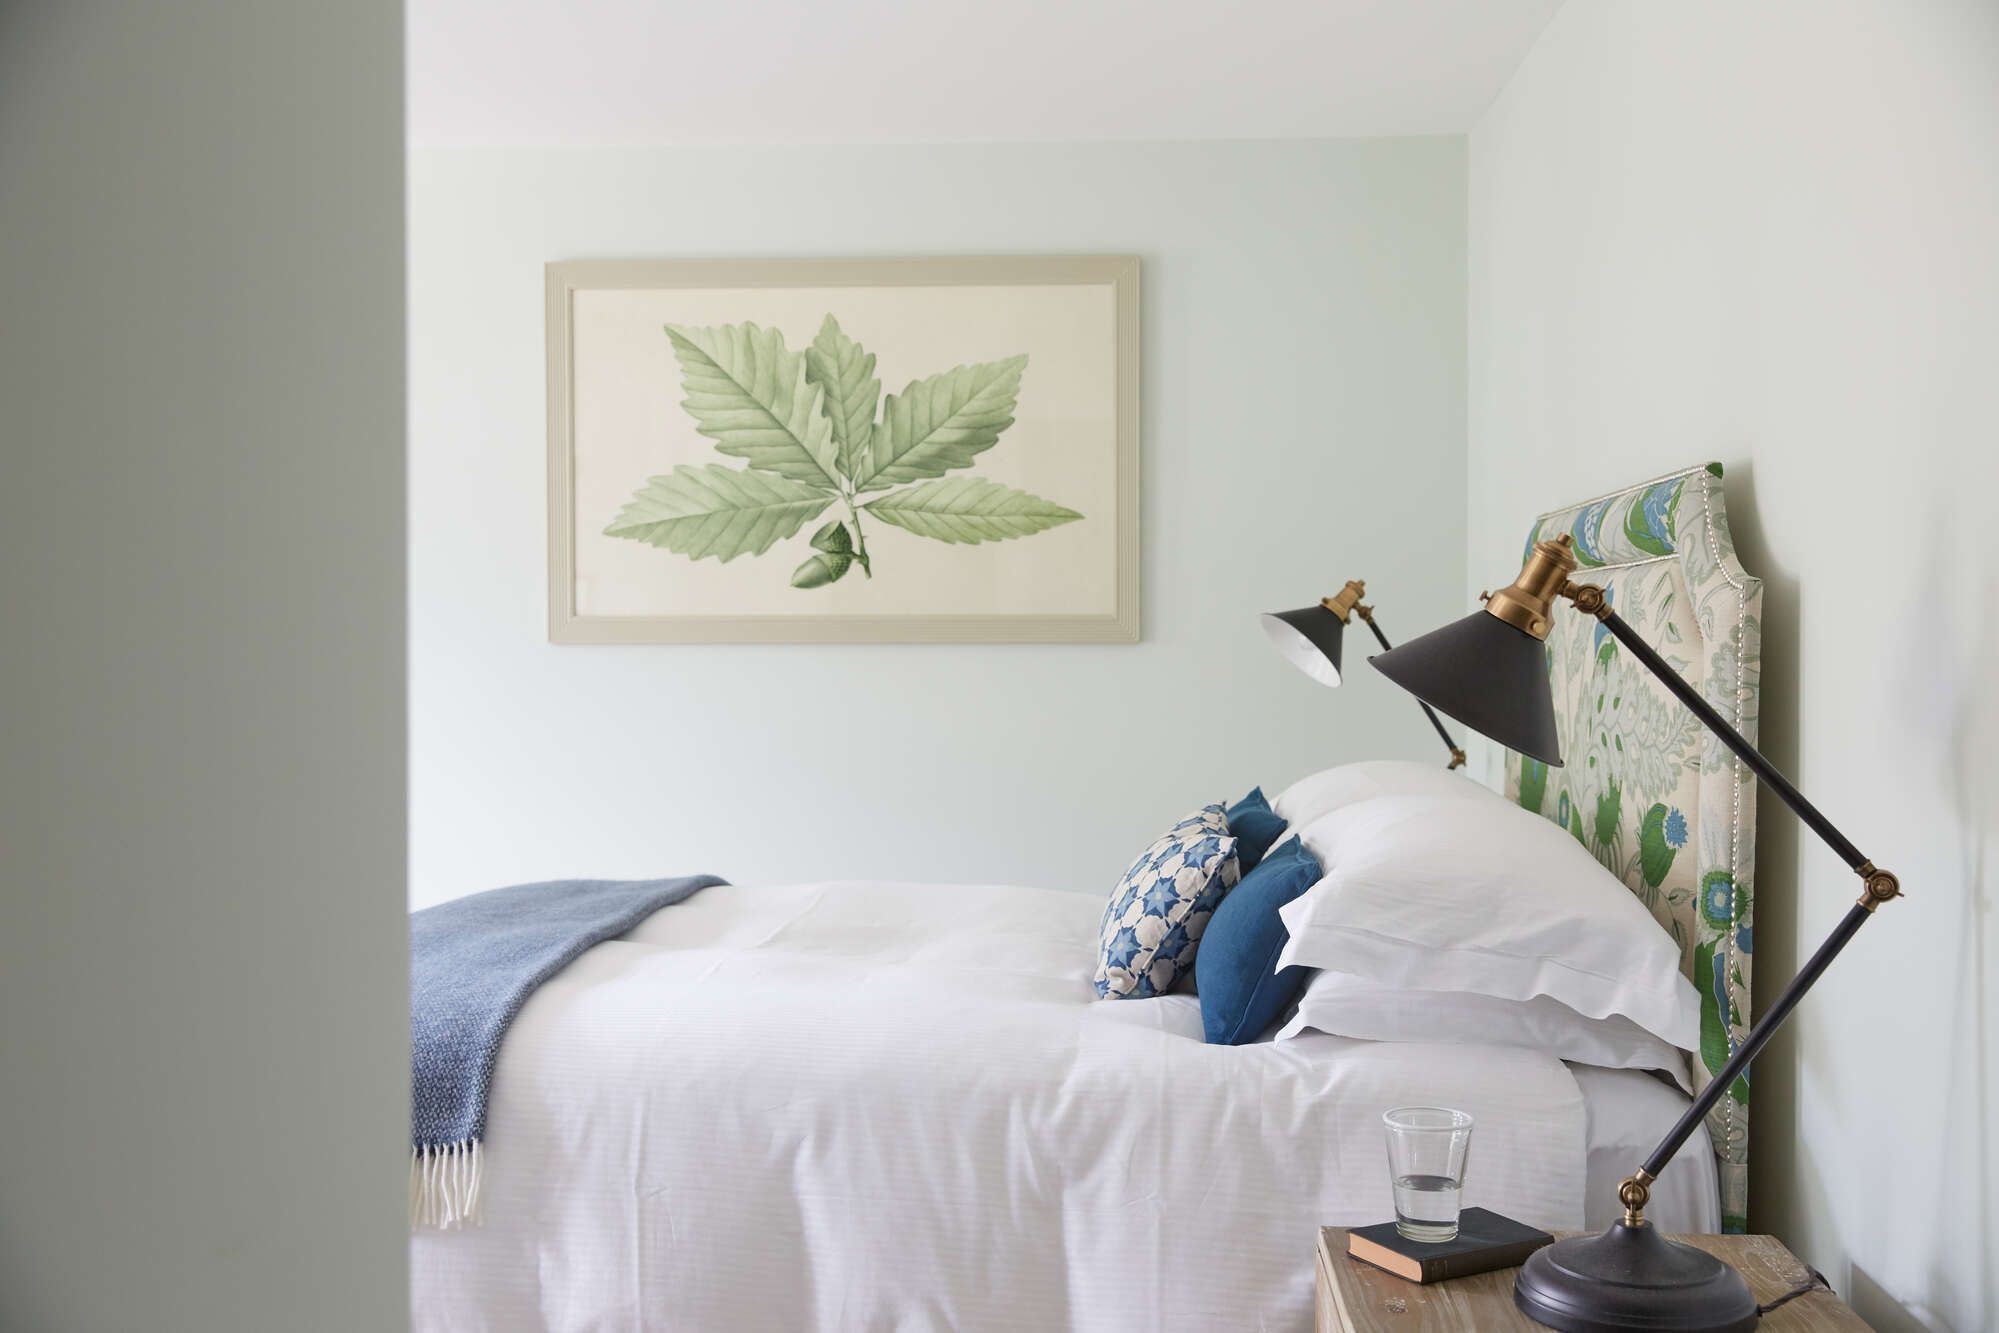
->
<box><xmin>1370</xmin><ymin>533</ymin><xmax>1900</xmax><ymax>1333</ymax></box>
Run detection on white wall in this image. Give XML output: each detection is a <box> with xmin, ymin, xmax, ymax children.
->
<box><xmin>1469</xmin><ymin>4</ymin><xmax>1999</xmax><ymax>1327</ymax></box>
<box><xmin>410</xmin><ymin>139</ymin><xmax>1467</xmax><ymax>907</ymax></box>
<box><xmin>0</xmin><ymin>5</ymin><xmax>408</xmax><ymax>1330</ymax></box>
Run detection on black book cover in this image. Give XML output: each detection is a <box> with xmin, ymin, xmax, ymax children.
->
<box><xmin>1346</xmin><ymin>1207</ymin><xmax>1553</xmax><ymax>1284</ymax></box>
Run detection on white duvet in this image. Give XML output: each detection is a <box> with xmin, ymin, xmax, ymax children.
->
<box><xmin>412</xmin><ymin>881</ymin><xmax>1646</xmax><ymax>1331</ymax></box>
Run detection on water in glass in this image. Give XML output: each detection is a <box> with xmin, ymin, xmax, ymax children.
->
<box><xmin>1391</xmin><ymin>1172</ymin><xmax>1463</xmax><ymax>1242</ymax></box>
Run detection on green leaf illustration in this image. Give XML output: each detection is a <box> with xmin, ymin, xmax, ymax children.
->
<box><xmin>1558</xmin><ymin>788</ymin><xmax>1586</xmax><ymax>843</ymax></box>
<box><xmin>613</xmin><ymin>316</ymin><xmax>1082</xmax><ymax>587</ymax></box>
<box><xmin>808</xmin><ymin>520</ymin><xmax>853</xmax><ymax>554</ymax></box>
<box><xmin>790</xmin><ymin>551</ymin><xmax>852</xmax><ymax>588</ymax></box>
<box><xmin>1624</xmin><ymin>498</ymin><xmax>1673</xmax><ymax>558</ymax></box>
<box><xmin>1593</xmin><ymin>781</ymin><xmax>1622</xmax><ymax>847</ymax></box>
<box><xmin>803</xmin><ymin>316</ymin><xmax>880</xmax><ymax>483</ymax></box>
<box><xmin>605</xmin><ymin>463</ymin><xmax>835</xmax><ymax>562</ymax></box>
<box><xmin>1638</xmin><ymin>802</ymin><xmax>1677</xmax><ymax>888</ymax></box>
<box><xmin>664</xmin><ymin>322</ymin><xmax>841</xmax><ymax>489</ymax></box>
<box><xmin>1694</xmin><ymin>940</ymin><xmax>1731</xmax><ymax>1078</ymax></box>
<box><xmin>863</xmin><ymin>476</ymin><xmax>1082</xmax><ymax>545</ymax></box>
<box><xmin>853</xmin><ymin>355</ymin><xmax>1028</xmax><ymax>490</ymax></box>
<box><xmin>1693</xmin><ymin>939</ymin><xmax>1749</xmax><ymax>1106</ymax></box>
<box><xmin>1516</xmin><ymin>757</ymin><xmax>1548</xmax><ymax>816</ymax></box>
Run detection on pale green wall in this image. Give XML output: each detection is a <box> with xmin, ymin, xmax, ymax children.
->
<box><xmin>0</xmin><ymin>5</ymin><xmax>408</xmax><ymax>1329</ymax></box>
<box><xmin>1469</xmin><ymin>4</ymin><xmax>1999</xmax><ymax>1327</ymax></box>
<box><xmin>409</xmin><ymin>139</ymin><xmax>1467</xmax><ymax>907</ymax></box>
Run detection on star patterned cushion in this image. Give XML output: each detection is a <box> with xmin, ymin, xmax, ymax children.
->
<box><xmin>1094</xmin><ymin>805</ymin><xmax>1241</xmax><ymax>999</ymax></box>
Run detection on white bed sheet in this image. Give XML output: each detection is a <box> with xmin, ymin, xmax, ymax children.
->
<box><xmin>1571</xmin><ymin>1063</ymin><xmax>1720</xmax><ymax>1234</ymax></box>
<box><xmin>412</xmin><ymin>881</ymin><xmax>1622</xmax><ymax>1332</ymax></box>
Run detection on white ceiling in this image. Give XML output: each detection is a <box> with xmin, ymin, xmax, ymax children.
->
<box><xmin>409</xmin><ymin>0</ymin><xmax>1563</xmax><ymax>147</ymax></box>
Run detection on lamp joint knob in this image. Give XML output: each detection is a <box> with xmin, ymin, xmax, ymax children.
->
<box><xmin>1617</xmin><ymin>1170</ymin><xmax>1654</xmax><ymax>1227</ymax></box>
<box><xmin>1565</xmin><ymin>581</ymin><xmax>1611</xmax><ymax>619</ymax></box>
<box><xmin>1856</xmin><ymin>861</ymin><xmax>1902</xmax><ymax>910</ymax></box>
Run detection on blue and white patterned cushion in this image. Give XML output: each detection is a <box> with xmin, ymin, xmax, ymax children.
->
<box><xmin>1095</xmin><ymin>805</ymin><xmax>1241</xmax><ymax>999</ymax></box>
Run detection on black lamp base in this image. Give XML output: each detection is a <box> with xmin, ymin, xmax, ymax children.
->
<box><xmin>1513</xmin><ymin>1222</ymin><xmax>1759</xmax><ymax>1332</ymax></box>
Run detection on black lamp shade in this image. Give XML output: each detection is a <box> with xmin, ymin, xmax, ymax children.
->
<box><xmin>1261</xmin><ymin>606</ymin><xmax>1345</xmax><ymax>687</ymax></box>
<box><xmin>1369</xmin><ymin>609</ymin><xmax>1565</xmax><ymax>766</ymax></box>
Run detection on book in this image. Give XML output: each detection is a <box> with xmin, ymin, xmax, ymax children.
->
<box><xmin>1345</xmin><ymin>1207</ymin><xmax>1553</xmax><ymax>1284</ymax></box>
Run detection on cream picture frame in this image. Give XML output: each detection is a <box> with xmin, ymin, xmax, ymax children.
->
<box><xmin>547</xmin><ymin>256</ymin><xmax>1140</xmax><ymax>643</ymax></box>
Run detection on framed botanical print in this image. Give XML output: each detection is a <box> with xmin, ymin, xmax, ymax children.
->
<box><xmin>546</xmin><ymin>255</ymin><xmax>1139</xmax><ymax>643</ymax></box>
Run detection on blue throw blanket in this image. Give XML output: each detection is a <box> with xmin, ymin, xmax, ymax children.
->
<box><xmin>409</xmin><ymin>875</ymin><xmax>725</xmax><ymax>1227</ymax></box>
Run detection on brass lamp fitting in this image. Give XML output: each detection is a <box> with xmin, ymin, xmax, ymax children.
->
<box><xmin>1481</xmin><ymin>535</ymin><xmax>1578</xmax><ymax>640</ymax></box>
<box><xmin>1319</xmin><ymin>579</ymin><xmax>1368</xmax><ymax>624</ymax></box>
<box><xmin>1566</xmin><ymin>582</ymin><xmax>1611</xmax><ymax>619</ymax></box>
<box><xmin>1618</xmin><ymin>1169</ymin><xmax>1655</xmax><ymax>1227</ymax></box>
<box><xmin>1857</xmin><ymin>861</ymin><xmax>1903</xmax><ymax>911</ymax></box>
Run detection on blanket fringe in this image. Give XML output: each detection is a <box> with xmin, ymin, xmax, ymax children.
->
<box><xmin>409</xmin><ymin>1139</ymin><xmax>483</xmax><ymax>1230</ymax></box>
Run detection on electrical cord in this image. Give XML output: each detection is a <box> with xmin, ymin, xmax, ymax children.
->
<box><xmin>1757</xmin><ymin>1264</ymin><xmax>1829</xmax><ymax>1315</ymax></box>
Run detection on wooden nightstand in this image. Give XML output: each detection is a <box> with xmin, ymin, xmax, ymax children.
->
<box><xmin>1316</xmin><ymin>1228</ymin><xmax>1869</xmax><ymax>1331</ymax></box>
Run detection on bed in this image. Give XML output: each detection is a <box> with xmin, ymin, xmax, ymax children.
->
<box><xmin>412</xmin><ymin>465</ymin><xmax>1759</xmax><ymax>1331</ymax></box>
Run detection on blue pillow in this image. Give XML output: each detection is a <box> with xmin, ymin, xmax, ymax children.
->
<box><xmin>1225</xmin><ymin>787</ymin><xmax>1288</xmax><ymax>873</ymax></box>
<box><xmin>1194</xmin><ymin>836</ymin><xmax>1324</xmax><ymax>1044</ymax></box>
<box><xmin>1095</xmin><ymin>805</ymin><xmax>1240</xmax><ymax>999</ymax></box>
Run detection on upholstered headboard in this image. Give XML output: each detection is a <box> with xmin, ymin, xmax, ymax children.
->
<box><xmin>1502</xmin><ymin>464</ymin><xmax>1762</xmax><ymax>1232</ymax></box>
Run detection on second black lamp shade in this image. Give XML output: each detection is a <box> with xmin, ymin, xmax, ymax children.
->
<box><xmin>1263</xmin><ymin>579</ymin><xmax>1467</xmax><ymax>769</ymax></box>
<box><xmin>1261</xmin><ymin>603</ymin><xmax>1351</xmax><ymax>686</ymax></box>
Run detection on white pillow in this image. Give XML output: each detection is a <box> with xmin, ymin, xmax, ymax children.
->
<box><xmin>1277</xmin><ymin>793</ymin><xmax>1700</xmax><ymax>1050</ymax></box>
<box><xmin>1271</xmin><ymin>759</ymin><xmax>1498</xmax><ymax>828</ymax></box>
<box><xmin>1275</xmin><ymin>970</ymin><xmax>1691</xmax><ymax>1091</ymax></box>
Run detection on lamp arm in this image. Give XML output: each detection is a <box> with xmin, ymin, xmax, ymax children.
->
<box><xmin>1636</xmin><ymin>900</ymin><xmax>1872</xmax><ymax>1188</ymax></box>
<box><xmin>1574</xmin><ymin>592</ymin><xmax>1902</xmax><ymax>1222</ymax></box>
<box><xmin>1356</xmin><ymin>607</ymin><xmax>1467</xmax><ymax>769</ymax></box>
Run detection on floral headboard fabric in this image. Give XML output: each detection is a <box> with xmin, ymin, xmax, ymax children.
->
<box><xmin>1504</xmin><ymin>464</ymin><xmax>1761</xmax><ymax>1232</ymax></box>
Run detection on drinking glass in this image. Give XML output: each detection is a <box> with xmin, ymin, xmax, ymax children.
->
<box><xmin>1382</xmin><ymin>1106</ymin><xmax>1474</xmax><ymax>1242</ymax></box>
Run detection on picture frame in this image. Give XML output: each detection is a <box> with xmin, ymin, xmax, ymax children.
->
<box><xmin>546</xmin><ymin>255</ymin><xmax>1140</xmax><ymax>643</ymax></box>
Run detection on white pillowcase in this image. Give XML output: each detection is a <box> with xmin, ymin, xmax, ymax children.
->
<box><xmin>1276</xmin><ymin>970</ymin><xmax>1691</xmax><ymax>1091</ymax></box>
<box><xmin>1271</xmin><ymin>758</ymin><xmax>1499</xmax><ymax>829</ymax></box>
<box><xmin>1277</xmin><ymin>793</ymin><xmax>1700</xmax><ymax>1050</ymax></box>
